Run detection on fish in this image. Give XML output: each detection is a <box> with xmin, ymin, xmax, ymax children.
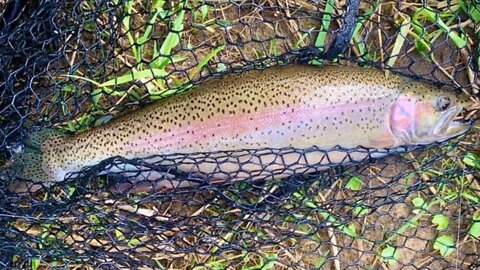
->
<box><xmin>4</xmin><ymin>65</ymin><xmax>471</xmax><ymax>193</ymax></box>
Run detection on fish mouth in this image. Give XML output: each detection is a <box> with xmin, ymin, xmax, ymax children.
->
<box><xmin>433</xmin><ymin>105</ymin><xmax>470</xmax><ymax>138</ymax></box>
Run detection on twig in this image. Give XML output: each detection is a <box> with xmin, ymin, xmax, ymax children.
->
<box><xmin>377</xmin><ymin>4</ymin><xmax>384</xmax><ymax>66</ymax></box>
<box><xmin>460</xmin><ymin>47</ymin><xmax>479</xmax><ymax>94</ymax></box>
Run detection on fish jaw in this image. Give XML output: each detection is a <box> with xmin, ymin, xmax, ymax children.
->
<box><xmin>437</xmin><ymin>120</ymin><xmax>471</xmax><ymax>140</ymax></box>
<box><xmin>433</xmin><ymin>105</ymin><xmax>470</xmax><ymax>139</ymax></box>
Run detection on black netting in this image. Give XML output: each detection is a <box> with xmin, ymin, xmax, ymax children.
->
<box><xmin>0</xmin><ymin>0</ymin><xmax>479</xmax><ymax>269</ymax></box>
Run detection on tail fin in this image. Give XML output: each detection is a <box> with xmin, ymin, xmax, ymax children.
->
<box><xmin>3</xmin><ymin>128</ymin><xmax>63</xmax><ymax>193</ymax></box>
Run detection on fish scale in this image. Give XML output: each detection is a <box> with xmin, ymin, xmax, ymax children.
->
<box><xmin>12</xmin><ymin>64</ymin><xmax>470</xmax><ymax>188</ymax></box>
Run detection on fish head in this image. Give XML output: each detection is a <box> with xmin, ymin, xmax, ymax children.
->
<box><xmin>390</xmin><ymin>83</ymin><xmax>471</xmax><ymax>145</ymax></box>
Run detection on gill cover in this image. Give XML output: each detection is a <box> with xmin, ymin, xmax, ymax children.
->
<box><xmin>390</xmin><ymin>91</ymin><xmax>470</xmax><ymax>145</ymax></box>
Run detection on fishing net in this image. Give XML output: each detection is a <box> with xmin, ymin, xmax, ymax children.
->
<box><xmin>0</xmin><ymin>0</ymin><xmax>479</xmax><ymax>269</ymax></box>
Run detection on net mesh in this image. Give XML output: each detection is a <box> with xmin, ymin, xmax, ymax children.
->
<box><xmin>0</xmin><ymin>0</ymin><xmax>479</xmax><ymax>269</ymax></box>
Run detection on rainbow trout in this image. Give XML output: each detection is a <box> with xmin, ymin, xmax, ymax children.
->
<box><xmin>8</xmin><ymin>65</ymin><xmax>470</xmax><ymax>192</ymax></box>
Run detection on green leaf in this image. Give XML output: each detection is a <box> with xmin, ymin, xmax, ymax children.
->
<box><xmin>469</xmin><ymin>221</ymin><xmax>480</xmax><ymax>239</ymax></box>
<box><xmin>463</xmin><ymin>153</ymin><xmax>480</xmax><ymax>168</ymax></box>
<box><xmin>409</xmin><ymin>21</ymin><xmax>431</xmax><ymax>55</ymax></box>
<box><xmin>306</xmin><ymin>201</ymin><xmax>317</xmax><ymax>209</ymax></box>
<box><xmin>314</xmin><ymin>250</ymin><xmax>329</xmax><ymax>268</ymax></box>
<box><xmin>217</xmin><ymin>19</ymin><xmax>231</xmax><ymax>28</ymax></box>
<box><xmin>460</xmin><ymin>191</ymin><xmax>479</xmax><ymax>204</ymax></box>
<box><xmin>353</xmin><ymin>205</ymin><xmax>369</xmax><ymax>217</ymax></box>
<box><xmin>414</xmin><ymin>37</ymin><xmax>432</xmax><ymax>54</ymax></box>
<box><xmin>432</xmin><ymin>214</ymin><xmax>449</xmax><ymax>230</ymax></box>
<box><xmin>412</xmin><ymin>197</ymin><xmax>427</xmax><ymax>214</ymax></box>
<box><xmin>91</xmin><ymin>89</ymin><xmax>103</xmax><ymax>106</ymax></box>
<box><xmin>298</xmin><ymin>224</ymin><xmax>313</xmax><ymax>234</ymax></box>
<box><xmin>115</xmin><ymin>229</ymin><xmax>125</xmax><ymax>241</ymax></box>
<box><xmin>342</xmin><ymin>223</ymin><xmax>357</xmax><ymax>237</ymax></box>
<box><xmin>151</xmin><ymin>0</ymin><xmax>165</xmax><ymax>11</ymax></box>
<box><xmin>160</xmin><ymin>33</ymin><xmax>180</xmax><ymax>58</ymax></box>
<box><xmin>171</xmin><ymin>55</ymin><xmax>187</xmax><ymax>63</ymax></box>
<box><xmin>469</xmin><ymin>211</ymin><xmax>480</xmax><ymax>238</ymax></box>
<box><xmin>31</xmin><ymin>258</ymin><xmax>40</xmax><ymax>270</ymax></box>
<box><xmin>433</xmin><ymin>235</ymin><xmax>455</xmax><ymax>257</ymax></box>
<box><xmin>466</xmin><ymin>3</ymin><xmax>480</xmax><ymax>23</ymax></box>
<box><xmin>200</xmin><ymin>4</ymin><xmax>209</xmax><ymax>21</ymax></box>
<box><xmin>380</xmin><ymin>245</ymin><xmax>398</xmax><ymax>265</ymax></box>
<box><xmin>261</xmin><ymin>254</ymin><xmax>277</xmax><ymax>270</ymax></box>
<box><xmin>412</xmin><ymin>197</ymin><xmax>425</xmax><ymax>206</ymax></box>
<box><xmin>67</xmin><ymin>186</ymin><xmax>76</xmax><ymax>198</ymax></box>
<box><xmin>88</xmin><ymin>214</ymin><xmax>101</xmax><ymax>225</ymax></box>
<box><xmin>66</xmin><ymin>122</ymin><xmax>75</xmax><ymax>132</ymax></box>
<box><xmin>210</xmin><ymin>261</ymin><xmax>225</xmax><ymax>270</ymax></box>
<box><xmin>345</xmin><ymin>176</ymin><xmax>363</xmax><ymax>191</ymax></box>
<box><xmin>128</xmin><ymin>238</ymin><xmax>141</xmax><ymax>247</ymax></box>
<box><xmin>62</xmin><ymin>83</ymin><xmax>74</xmax><ymax>93</ymax></box>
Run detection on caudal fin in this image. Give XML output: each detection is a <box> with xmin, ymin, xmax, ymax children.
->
<box><xmin>4</xmin><ymin>128</ymin><xmax>63</xmax><ymax>193</ymax></box>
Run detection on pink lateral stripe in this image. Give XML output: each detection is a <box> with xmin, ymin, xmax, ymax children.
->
<box><xmin>126</xmin><ymin>99</ymin><xmax>378</xmax><ymax>152</ymax></box>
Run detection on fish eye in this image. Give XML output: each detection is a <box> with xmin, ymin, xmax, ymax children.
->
<box><xmin>434</xmin><ymin>96</ymin><xmax>451</xmax><ymax>111</ymax></box>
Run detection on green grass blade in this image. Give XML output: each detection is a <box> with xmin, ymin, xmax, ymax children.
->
<box><xmin>99</xmin><ymin>69</ymin><xmax>168</xmax><ymax>87</ymax></box>
<box><xmin>66</xmin><ymin>74</ymin><xmax>102</xmax><ymax>86</ymax></box>
<box><xmin>314</xmin><ymin>0</ymin><xmax>335</xmax><ymax>49</ymax></box>
<box><xmin>413</xmin><ymin>7</ymin><xmax>467</xmax><ymax>49</ymax></box>
<box><xmin>311</xmin><ymin>0</ymin><xmax>334</xmax><ymax>65</ymax></box>
<box><xmin>187</xmin><ymin>45</ymin><xmax>225</xmax><ymax>78</ymax></box>
<box><xmin>352</xmin><ymin>0</ymin><xmax>380</xmax><ymax>60</ymax></box>
<box><xmin>293</xmin><ymin>28</ymin><xmax>315</xmax><ymax>49</ymax></box>
<box><xmin>387</xmin><ymin>17</ymin><xmax>410</xmax><ymax>68</ymax></box>
<box><xmin>138</xmin><ymin>1</ymin><xmax>166</xmax><ymax>46</ymax></box>
<box><xmin>122</xmin><ymin>0</ymin><xmax>138</xmax><ymax>62</ymax></box>
<box><xmin>196</xmin><ymin>45</ymin><xmax>225</xmax><ymax>69</ymax></box>
<box><xmin>151</xmin><ymin>0</ymin><xmax>165</xmax><ymax>11</ymax></box>
<box><xmin>155</xmin><ymin>10</ymin><xmax>186</xmax><ymax>68</ymax></box>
